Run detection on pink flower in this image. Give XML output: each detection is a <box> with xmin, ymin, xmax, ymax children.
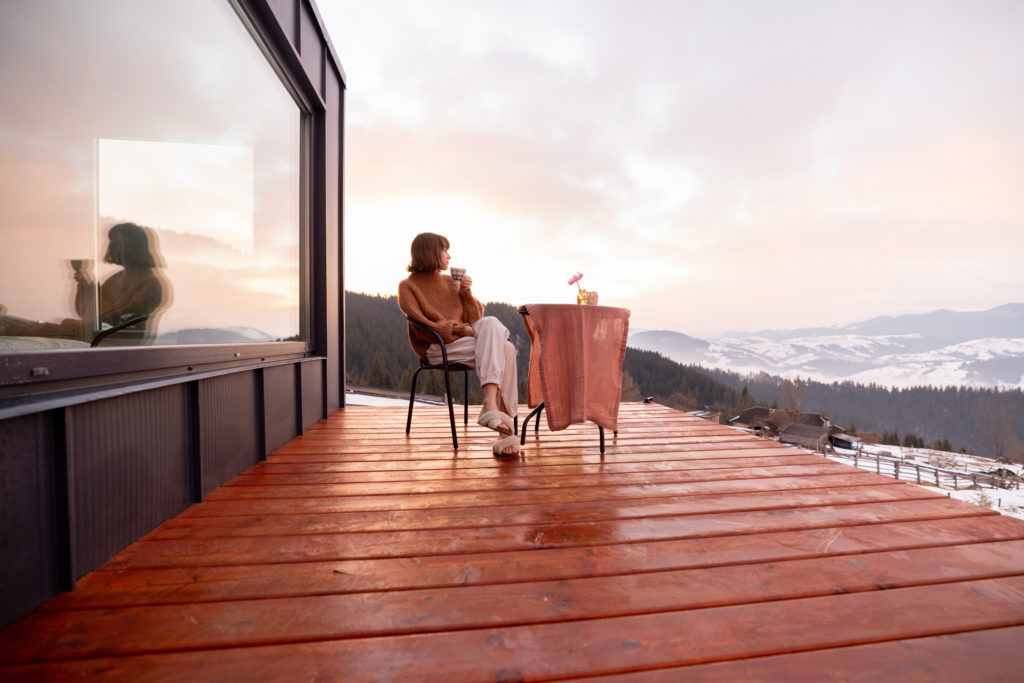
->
<box><xmin>568</xmin><ymin>272</ymin><xmax>583</xmax><ymax>286</ymax></box>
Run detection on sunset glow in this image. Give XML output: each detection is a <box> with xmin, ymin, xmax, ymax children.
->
<box><xmin>321</xmin><ymin>0</ymin><xmax>1024</xmax><ymax>335</ymax></box>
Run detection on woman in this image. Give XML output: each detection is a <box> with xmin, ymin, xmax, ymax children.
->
<box><xmin>398</xmin><ymin>232</ymin><xmax>519</xmax><ymax>456</ymax></box>
<box><xmin>75</xmin><ymin>222</ymin><xmax>168</xmax><ymax>339</ymax></box>
<box><xmin>0</xmin><ymin>222</ymin><xmax>168</xmax><ymax>345</ymax></box>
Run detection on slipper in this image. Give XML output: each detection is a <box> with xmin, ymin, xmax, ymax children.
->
<box><xmin>492</xmin><ymin>434</ymin><xmax>521</xmax><ymax>457</ymax></box>
<box><xmin>477</xmin><ymin>410</ymin><xmax>513</xmax><ymax>435</ymax></box>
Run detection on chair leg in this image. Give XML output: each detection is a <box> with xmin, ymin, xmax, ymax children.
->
<box><xmin>406</xmin><ymin>367</ymin><xmax>424</xmax><ymax>435</ymax></box>
<box><xmin>520</xmin><ymin>403</ymin><xmax>545</xmax><ymax>446</ymax></box>
<box><xmin>442</xmin><ymin>369</ymin><xmax>458</xmax><ymax>449</ymax></box>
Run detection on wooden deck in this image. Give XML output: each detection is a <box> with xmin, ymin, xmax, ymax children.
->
<box><xmin>2</xmin><ymin>402</ymin><xmax>1024</xmax><ymax>681</ymax></box>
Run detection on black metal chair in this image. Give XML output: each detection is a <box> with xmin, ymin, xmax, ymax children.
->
<box><xmin>90</xmin><ymin>313</ymin><xmax>153</xmax><ymax>347</ymax></box>
<box><xmin>404</xmin><ymin>316</ymin><xmax>472</xmax><ymax>449</ymax></box>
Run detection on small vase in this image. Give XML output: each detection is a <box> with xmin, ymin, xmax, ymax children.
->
<box><xmin>576</xmin><ymin>288</ymin><xmax>587</xmax><ymax>305</ymax></box>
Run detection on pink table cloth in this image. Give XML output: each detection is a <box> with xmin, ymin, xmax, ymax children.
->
<box><xmin>521</xmin><ymin>303</ymin><xmax>631</xmax><ymax>432</ymax></box>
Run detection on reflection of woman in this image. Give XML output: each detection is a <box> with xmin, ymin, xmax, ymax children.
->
<box><xmin>398</xmin><ymin>232</ymin><xmax>520</xmax><ymax>456</ymax></box>
<box><xmin>76</xmin><ymin>222</ymin><xmax>166</xmax><ymax>332</ymax></box>
<box><xmin>0</xmin><ymin>222</ymin><xmax>168</xmax><ymax>345</ymax></box>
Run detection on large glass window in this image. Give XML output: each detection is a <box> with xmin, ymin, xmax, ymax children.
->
<box><xmin>0</xmin><ymin>0</ymin><xmax>304</xmax><ymax>350</ymax></box>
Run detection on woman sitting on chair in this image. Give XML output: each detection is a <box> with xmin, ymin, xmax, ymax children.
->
<box><xmin>398</xmin><ymin>232</ymin><xmax>520</xmax><ymax>457</ymax></box>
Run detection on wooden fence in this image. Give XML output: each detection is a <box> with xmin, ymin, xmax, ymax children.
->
<box><xmin>829</xmin><ymin>449</ymin><xmax>1022</xmax><ymax>492</ymax></box>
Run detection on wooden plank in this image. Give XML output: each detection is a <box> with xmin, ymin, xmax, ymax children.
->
<box><xmin>253</xmin><ymin>448</ymin><xmax>815</xmax><ymax>475</ymax></box>
<box><xmin>225</xmin><ymin>455</ymin><xmax>847</xmax><ymax>485</ymax></box>
<box><xmin>268</xmin><ymin>439</ymin><xmax>794</xmax><ymax>458</ymax></box>
<box><xmin>151</xmin><ymin>484</ymin><xmax>943</xmax><ymax>538</ymax></box>
<box><xmin>47</xmin><ymin>517</ymin><xmax>1024</xmax><ymax>610</ymax></box>
<box><xmin>172</xmin><ymin>473</ymin><xmax>904</xmax><ymax>515</ymax></box>
<box><xmin>6</xmin><ymin>542</ymin><xmax>1024</xmax><ymax>663</ymax></box>
<box><xmin>5</xmin><ymin>578</ymin><xmax>1024</xmax><ymax>680</ymax></box>
<box><xmin>201</xmin><ymin>463</ymin><xmax>871</xmax><ymax>499</ymax></box>
<box><xmin>255</xmin><ymin>447</ymin><xmax>813</xmax><ymax>471</ymax></box>
<box><xmin>103</xmin><ymin>498</ymin><xmax>996</xmax><ymax>569</ymax></box>
<box><xmin>575</xmin><ymin>625</ymin><xmax>1024</xmax><ymax>682</ymax></box>
<box><xmin>295</xmin><ymin>432</ymin><xmax>762</xmax><ymax>447</ymax></box>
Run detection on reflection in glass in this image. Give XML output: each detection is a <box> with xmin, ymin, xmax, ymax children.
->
<box><xmin>79</xmin><ymin>222</ymin><xmax>172</xmax><ymax>345</ymax></box>
<box><xmin>0</xmin><ymin>0</ymin><xmax>303</xmax><ymax>350</ymax></box>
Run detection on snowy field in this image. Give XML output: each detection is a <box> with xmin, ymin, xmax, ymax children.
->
<box><xmin>345</xmin><ymin>390</ymin><xmax>415</xmax><ymax>407</ymax></box>
<box><xmin>822</xmin><ymin>444</ymin><xmax>1024</xmax><ymax>520</ymax></box>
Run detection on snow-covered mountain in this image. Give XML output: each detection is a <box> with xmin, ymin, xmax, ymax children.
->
<box><xmin>628</xmin><ymin>303</ymin><xmax>1024</xmax><ymax>389</ymax></box>
<box><xmin>155</xmin><ymin>326</ymin><xmax>276</xmax><ymax>345</ymax></box>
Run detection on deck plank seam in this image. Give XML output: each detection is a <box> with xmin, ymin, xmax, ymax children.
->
<box><xmin>191</xmin><ymin>482</ymin><xmax>948</xmax><ymax>509</ymax></box>
<box><xmin>203</xmin><ymin>470</ymin><xmax>884</xmax><ymax>498</ymax></box>
<box><xmin>109</xmin><ymin>510</ymin><xmax>1008</xmax><ymax>569</ymax></box>
<box><xmin>40</xmin><ymin>541</ymin><xmax>1024</xmax><ymax>610</ymax></box>
<box><xmin>150</xmin><ymin>498</ymin><xmax>963</xmax><ymax>539</ymax></box>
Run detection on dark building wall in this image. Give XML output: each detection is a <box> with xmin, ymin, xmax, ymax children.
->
<box><xmin>0</xmin><ymin>0</ymin><xmax>345</xmax><ymax>628</ymax></box>
<box><xmin>198</xmin><ymin>371</ymin><xmax>263</xmax><ymax>498</ymax></box>
<box><xmin>67</xmin><ymin>387</ymin><xmax>193</xmax><ymax>577</ymax></box>
<box><xmin>0</xmin><ymin>413</ymin><xmax>59</xmax><ymax>625</ymax></box>
<box><xmin>264</xmin><ymin>363</ymin><xmax>301</xmax><ymax>453</ymax></box>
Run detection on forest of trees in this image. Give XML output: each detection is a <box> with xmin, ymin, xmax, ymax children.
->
<box><xmin>345</xmin><ymin>291</ymin><xmax>1024</xmax><ymax>463</ymax></box>
<box><xmin>705</xmin><ymin>368</ymin><xmax>1024</xmax><ymax>463</ymax></box>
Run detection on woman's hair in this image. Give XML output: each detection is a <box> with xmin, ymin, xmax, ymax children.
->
<box><xmin>105</xmin><ymin>222</ymin><xmax>156</xmax><ymax>268</ymax></box>
<box><xmin>407</xmin><ymin>232</ymin><xmax>450</xmax><ymax>273</ymax></box>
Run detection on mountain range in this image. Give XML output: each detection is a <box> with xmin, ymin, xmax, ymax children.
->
<box><xmin>628</xmin><ymin>303</ymin><xmax>1024</xmax><ymax>389</ymax></box>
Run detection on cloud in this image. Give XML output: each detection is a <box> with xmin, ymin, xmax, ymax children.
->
<box><xmin>321</xmin><ymin>0</ymin><xmax>1024</xmax><ymax>333</ymax></box>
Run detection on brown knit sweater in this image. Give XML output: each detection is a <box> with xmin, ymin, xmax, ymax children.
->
<box><xmin>398</xmin><ymin>272</ymin><xmax>485</xmax><ymax>358</ymax></box>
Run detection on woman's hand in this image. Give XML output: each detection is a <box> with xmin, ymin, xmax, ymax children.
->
<box><xmin>460</xmin><ymin>275</ymin><xmax>473</xmax><ymax>289</ymax></box>
<box><xmin>464</xmin><ymin>325</ymin><xmax>475</xmax><ymax>337</ymax></box>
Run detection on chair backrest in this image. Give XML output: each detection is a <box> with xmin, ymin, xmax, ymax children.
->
<box><xmin>405</xmin><ymin>316</ymin><xmax>473</xmax><ymax>370</ymax></box>
<box><xmin>405</xmin><ymin>316</ymin><xmax>444</xmax><ymax>344</ymax></box>
<box><xmin>90</xmin><ymin>313</ymin><xmax>154</xmax><ymax>347</ymax></box>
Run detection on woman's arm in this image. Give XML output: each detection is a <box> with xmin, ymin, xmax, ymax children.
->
<box><xmin>458</xmin><ymin>280</ymin><xmax>485</xmax><ymax>326</ymax></box>
<box><xmin>74</xmin><ymin>271</ymin><xmax>96</xmax><ymax>320</ymax></box>
<box><xmin>398</xmin><ymin>279</ymin><xmax>469</xmax><ymax>343</ymax></box>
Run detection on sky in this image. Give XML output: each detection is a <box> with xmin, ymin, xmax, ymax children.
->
<box><xmin>318</xmin><ymin>0</ymin><xmax>1024</xmax><ymax>337</ymax></box>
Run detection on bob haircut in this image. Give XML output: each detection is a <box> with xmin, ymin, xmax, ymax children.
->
<box><xmin>105</xmin><ymin>222</ymin><xmax>157</xmax><ymax>268</ymax></box>
<box><xmin>407</xmin><ymin>232</ymin><xmax>450</xmax><ymax>273</ymax></box>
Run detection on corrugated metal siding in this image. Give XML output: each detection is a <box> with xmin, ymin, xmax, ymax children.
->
<box><xmin>199</xmin><ymin>372</ymin><xmax>262</xmax><ymax>497</ymax></box>
<box><xmin>263</xmin><ymin>364</ymin><xmax>298</xmax><ymax>453</ymax></box>
<box><xmin>0</xmin><ymin>413</ymin><xmax>58</xmax><ymax>629</ymax></box>
<box><xmin>68</xmin><ymin>387</ymin><xmax>191</xmax><ymax>578</ymax></box>
<box><xmin>300</xmin><ymin>359</ymin><xmax>323</xmax><ymax>431</ymax></box>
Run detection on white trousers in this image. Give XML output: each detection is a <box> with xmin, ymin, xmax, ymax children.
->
<box><xmin>427</xmin><ymin>316</ymin><xmax>518</xmax><ymax>417</ymax></box>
